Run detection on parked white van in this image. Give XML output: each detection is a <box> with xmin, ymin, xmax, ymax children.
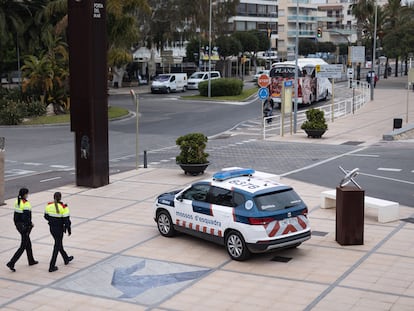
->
<box><xmin>187</xmin><ymin>71</ymin><xmax>221</xmax><ymax>90</ymax></box>
<box><xmin>151</xmin><ymin>73</ymin><xmax>187</xmax><ymax>93</ymax></box>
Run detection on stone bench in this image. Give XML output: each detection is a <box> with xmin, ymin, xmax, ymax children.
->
<box><xmin>320</xmin><ymin>189</ymin><xmax>399</xmax><ymax>223</ymax></box>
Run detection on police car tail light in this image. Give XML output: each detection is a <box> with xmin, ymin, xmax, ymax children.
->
<box><xmin>301</xmin><ymin>208</ymin><xmax>308</xmax><ymax>216</ymax></box>
<box><xmin>248</xmin><ymin>217</ymin><xmax>274</xmax><ymax>225</ymax></box>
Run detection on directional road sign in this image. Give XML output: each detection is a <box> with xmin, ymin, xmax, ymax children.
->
<box><xmin>258</xmin><ymin>87</ymin><xmax>269</xmax><ymax>100</ymax></box>
<box><xmin>316</xmin><ymin>64</ymin><xmax>343</xmax><ymax>79</ymax></box>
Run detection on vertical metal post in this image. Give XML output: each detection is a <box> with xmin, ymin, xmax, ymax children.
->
<box><xmin>130</xmin><ymin>90</ymin><xmax>139</xmax><ymax>170</ymax></box>
<box><xmin>208</xmin><ymin>0</ymin><xmax>212</xmax><ymax>98</ymax></box>
<box><xmin>0</xmin><ymin>137</ymin><xmax>4</xmax><ymax>205</ymax></box>
<box><xmin>293</xmin><ymin>0</ymin><xmax>299</xmax><ymax>133</ymax></box>
<box><xmin>331</xmin><ymin>79</ymin><xmax>335</xmax><ymax>122</ymax></box>
<box><xmin>370</xmin><ymin>3</ymin><xmax>377</xmax><ymax>100</ymax></box>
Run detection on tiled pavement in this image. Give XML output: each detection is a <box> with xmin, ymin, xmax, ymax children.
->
<box><xmin>1</xmin><ymin>75</ymin><xmax>413</xmax><ymax>310</ymax></box>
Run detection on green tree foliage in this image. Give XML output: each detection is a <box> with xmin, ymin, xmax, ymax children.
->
<box><xmin>299</xmin><ymin>39</ymin><xmax>317</xmax><ymax>56</ymax></box>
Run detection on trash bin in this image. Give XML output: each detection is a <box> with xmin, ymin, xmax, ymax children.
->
<box><xmin>393</xmin><ymin>118</ymin><xmax>403</xmax><ymax>130</ymax></box>
<box><xmin>336</xmin><ymin>186</ymin><xmax>364</xmax><ymax>245</ymax></box>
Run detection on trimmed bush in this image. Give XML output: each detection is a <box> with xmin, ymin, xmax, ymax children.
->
<box><xmin>176</xmin><ymin>133</ymin><xmax>209</xmax><ymax>164</ymax></box>
<box><xmin>301</xmin><ymin>108</ymin><xmax>328</xmax><ymax>130</ymax></box>
<box><xmin>0</xmin><ymin>99</ymin><xmax>23</xmax><ymax>125</ymax></box>
<box><xmin>198</xmin><ymin>78</ymin><xmax>243</xmax><ymax>97</ymax></box>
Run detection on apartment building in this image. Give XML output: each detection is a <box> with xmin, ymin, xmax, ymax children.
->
<box><xmin>227</xmin><ymin>1</ymin><xmax>278</xmax><ymax>52</ymax></box>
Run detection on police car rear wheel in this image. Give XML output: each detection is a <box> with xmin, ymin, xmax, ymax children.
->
<box><xmin>225</xmin><ymin>231</ymin><xmax>250</xmax><ymax>261</ymax></box>
<box><xmin>157</xmin><ymin>210</ymin><xmax>175</xmax><ymax>237</ymax></box>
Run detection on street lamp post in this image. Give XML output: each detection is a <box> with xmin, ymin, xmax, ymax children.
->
<box><xmin>208</xmin><ymin>0</ymin><xmax>212</xmax><ymax>98</ymax></box>
<box><xmin>370</xmin><ymin>3</ymin><xmax>378</xmax><ymax>100</ymax></box>
<box><xmin>293</xmin><ymin>0</ymin><xmax>299</xmax><ymax>133</ymax></box>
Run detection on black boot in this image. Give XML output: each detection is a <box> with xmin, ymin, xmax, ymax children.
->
<box><xmin>6</xmin><ymin>262</ymin><xmax>16</xmax><ymax>272</ymax></box>
<box><xmin>64</xmin><ymin>256</ymin><xmax>74</xmax><ymax>265</ymax></box>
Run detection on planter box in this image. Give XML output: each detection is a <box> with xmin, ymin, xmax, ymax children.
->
<box><xmin>178</xmin><ymin>163</ymin><xmax>210</xmax><ymax>176</ymax></box>
<box><xmin>304</xmin><ymin>129</ymin><xmax>326</xmax><ymax>138</ymax></box>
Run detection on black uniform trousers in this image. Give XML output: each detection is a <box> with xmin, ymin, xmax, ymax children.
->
<box><xmin>49</xmin><ymin>226</ymin><xmax>69</xmax><ymax>268</ymax></box>
<box><xmin>9</xmin><ymin>223</ymin><xmax>35</xmax><ymax>265</ymax></box>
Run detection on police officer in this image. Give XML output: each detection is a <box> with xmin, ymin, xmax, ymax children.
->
<box><xmin>44</xmin><ymin>192</ymin><xmax>73</xmax><ymax>272</ymax></box>
<box><xmin>7</xmin><ymin>188</ymin><xmax>38</xmax><ymax>272</ymax></box>
<box><xmin>263</xmin><ymin>96</ymin><xmax>274</xmax><ymax>124</ymax></box>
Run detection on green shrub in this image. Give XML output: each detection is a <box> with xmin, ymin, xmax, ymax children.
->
<box><xmin>301</xmin><ymin>108</ymin><xmax>328</xmax><ymax>130</ymax></box>
<box><xmin>176</xmin><ymin>133</ymin><xmax>209</xmax><ymax>164</ymax></box>
<box><xmin>198</xmin><ymin>78</ymin><xmax>243</xmax><ymax>97</ymax></box>
<box><xmin>21</xmin><ymin>100</ymin><xmax>46</xmax><ymax>117</ymax></box>
<box><xmin>0</xmin><ymin>99</ymin><xmax>24</xmax><ymax>125</ymax></box>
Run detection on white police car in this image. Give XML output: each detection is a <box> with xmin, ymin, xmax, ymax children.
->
<box><xmin>153</xmin><ymin>168</ymin><xmax>311</xmax><ymax>261</ymax></box>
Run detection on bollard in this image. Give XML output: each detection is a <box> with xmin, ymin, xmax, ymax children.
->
<box><xmin>144</xmin><ymin>150</ymin><xmax>147</xmax><ymax>168</ymax></box>
<box><xmin>0</xmin><ymin>137</ymin><xmax>4</xmax><ymax>205</ymax></box>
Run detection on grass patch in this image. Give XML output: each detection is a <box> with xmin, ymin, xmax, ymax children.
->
<box><xmin>22</xmin><ymin>106</ymin><xmax>129</xmax><ymax>125</ymax></box>
<box><xmin>182</xmin><ymin>86</ymin><xmax>258</xmax><ymax>101</ymax></box>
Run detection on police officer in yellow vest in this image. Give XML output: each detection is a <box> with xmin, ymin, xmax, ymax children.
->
<box><xmin>44</xmin><ymin>192</ymin><xmax>73</xmax><ymax>272</ymax></box>
<box><xmin>7</xmin><ymin>188</ymin><xmax>38</xmax><ymax>272</ymax></box>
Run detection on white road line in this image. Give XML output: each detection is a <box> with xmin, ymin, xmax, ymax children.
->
<box><xmin>377</xmin><ymin>167</ymin><xmax>402</xmax><ymax>172</ymax></box>
<box><xmin>50</xmin><ymin>165</ymin><xmax>69</xmax><ymax>169</ymax></box>
<box><xmin>23</xmin><ymin>162</ymin><xmax>43</xmax><ymax>166</ymax></box>
<box><xmin>5</xmin><ymin>169</ymin><xmax>36</xmax><ymax>178</ymax></box>
<box><xmin>281</xmin><ymin>146</ymin><xmax>369</xmax><ymax>177</ymax></box>
<box><xmin>40</xmin><ymin>176</ymin><xmax>62</xmax><ymax>183</ymax></box>
<box><xmin>347</xmin><ymin>154</ymin><xmax>379</xmax><ymax>158</ymax></box>
<box><xmin>359</xmin><ymin>172</ymin><xmax>414</xmax><ymax>185</ymax></box>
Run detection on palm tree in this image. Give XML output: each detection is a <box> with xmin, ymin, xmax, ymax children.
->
<box><xmin>351</xmin><ymin>0</ymin><xmax>375</xmax><ymax>44</ymax></box>
<box><xmin>0</xmin><ymin>0</ymin><xmax>32</xmax><ymax>81</ymax></box>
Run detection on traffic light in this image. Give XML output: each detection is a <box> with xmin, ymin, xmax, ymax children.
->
<box><xmin>317</xmin><ymin>28</ymin><xmax>322</xmax><ymax>38</ymax></box>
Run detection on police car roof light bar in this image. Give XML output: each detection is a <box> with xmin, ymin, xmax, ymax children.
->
<box><xmin>213</xmin><ymin>168</ymin><xmax>255</xmax><ymax>181</ymax></box>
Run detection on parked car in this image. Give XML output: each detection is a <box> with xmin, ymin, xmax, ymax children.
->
<box><xmin>1</xmin><ymin>73</ymin><xmax>8</xmax><ymax>84</ymax></box>
<box><xmin>153</xmin><ymin>167</ymin><xmax>311</xmax><ymax>261</ymax></box>
<box><xmin>187</xmin><ymin>71</ymin><xmax>221</xmax><ymax>90</ymax></box>
<box><xmin>150</xmin><ymin>73</ymin><xmax>187</xmax><ymax>93</ymax></box>
<box><xmin>10</xmin><ymin>71</ymin><xmax>22</xmax><ymax>84</ymax></box>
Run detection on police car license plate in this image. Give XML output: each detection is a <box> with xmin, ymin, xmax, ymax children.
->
<box><xmin>280</xmin><ymin>218</ymin><xmax>298</xmax><ymax>226</ymax></box>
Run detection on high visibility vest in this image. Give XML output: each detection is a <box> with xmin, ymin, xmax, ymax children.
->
<box><xmin>14</xmin><ymin>199</ymin><xmax>31</xmax><ymax>214</ymax></box>
<box><xmin>45</xmin><ymin>202</ymin><xmax>70</xmax><ymax>218</ymax></box>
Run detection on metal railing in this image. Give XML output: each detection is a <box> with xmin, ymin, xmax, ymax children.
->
<box><xmin>263</xmin><ymin>82</ymin><xmax>370</xmax><ymax>139</ymax></box>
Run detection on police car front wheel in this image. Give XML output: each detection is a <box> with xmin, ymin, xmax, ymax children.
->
<box><xmin>225</xmin><ymin>231</ymin><xmax>250</xmax><ymax>261</ymax></box>
<box><xmin>156</xmin><ymin>210</ymin><xmax>175</xmax><ymax>237</ymax></box>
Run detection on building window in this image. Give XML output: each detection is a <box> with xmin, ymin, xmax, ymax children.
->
<box><xmin>247</xmin><ymin>4</ymin><xmax>256</xmax><ymax>16</ymax></box>
<box><xmin>257</xmin><ymin>4</ymin><xmax>267</xmax><ymax>16</ymax></box>
<box><xmin>247</xmin><ymin>21</ymin><xmax>256</xmax><ymax>31</ymax></box>
<box><xmin>235</xmin><ymin>21</ymin><xmax>245</xmax><ymax>31</ymax></box>
<box><xmin>237</xmin><ymin>3</ymin><xmax>246</xmax><ymax>16</ymax></box>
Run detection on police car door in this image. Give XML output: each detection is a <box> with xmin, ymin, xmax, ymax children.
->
<box><xmin>175</xmin><ymin>183</ymin><xmax>211</xmax><ymax>232</ymax></box>
<box><xmin>207</xmin><ymin>186</ymin><xmax>234</xmax><ymax>236</ymax></box>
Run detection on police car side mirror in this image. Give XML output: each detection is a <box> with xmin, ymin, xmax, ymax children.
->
<box><xmin>176</xmin><ymin>195</ymin><xmax>183</xmax><ymax>202</ymax></box>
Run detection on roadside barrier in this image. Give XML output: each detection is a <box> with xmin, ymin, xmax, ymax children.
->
<box><xmin>263</xmin><ymin>81</ymin><xmax>370</xmax><ymax>139</ymax></box>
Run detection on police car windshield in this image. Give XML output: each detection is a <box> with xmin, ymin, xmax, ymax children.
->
<box><xmin>253</xmin><ymin>189</ymin><xmax>302</xmax><ymax>211</ymax></box>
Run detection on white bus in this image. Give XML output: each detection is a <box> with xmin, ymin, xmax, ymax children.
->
<box><xmin>268</xmin><ymin>58</ymin><xmax>332</xmax><ymax>106</ymax></box>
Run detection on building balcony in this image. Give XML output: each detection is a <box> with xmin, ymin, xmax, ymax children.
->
<box><xmin>287</xmin><ymin>29</ymin><xmax>318</xmax><ymax>37</ymax></box>
<box><xmin>287</xmin><ymin>15</ymin><xmax>317</xmax><ymax>22</ymax></box>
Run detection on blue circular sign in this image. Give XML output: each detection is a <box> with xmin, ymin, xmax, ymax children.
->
<box><xmin>258</xmin><ymin>87</ymin><xmax>269</xmax><ymax>100</ymax></box>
